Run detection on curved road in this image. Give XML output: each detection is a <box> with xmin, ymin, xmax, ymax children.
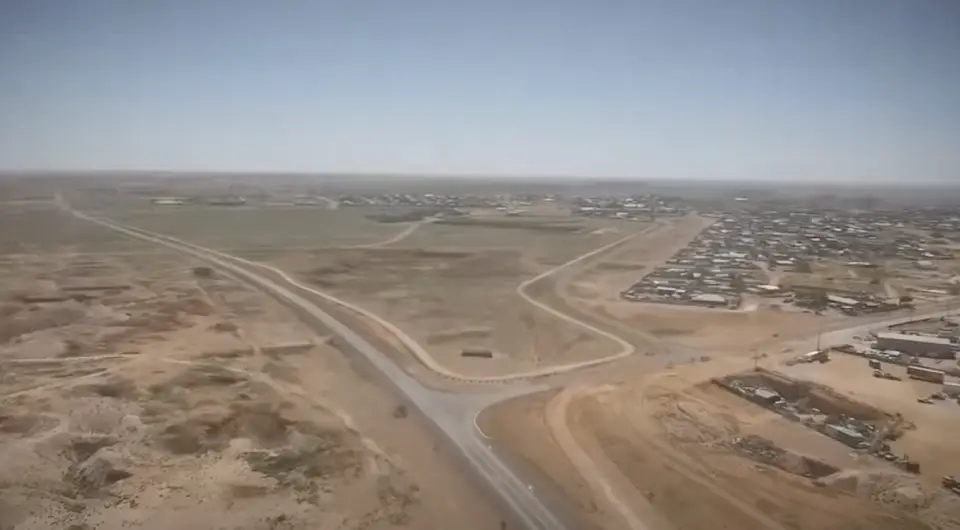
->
<box><xmin>116</xmin><ymin>218</ymin><xmax>652</xmax><ymax>384</ymax></box>
<box><xmin>59</xmin><ymin>197</ymin><xmax>956</xmax><ymax>530</ymax></box>
<box><xmin>59</xmin><ymin>200</ymin><xmax>567</xmax><ymax>530</ymax></box>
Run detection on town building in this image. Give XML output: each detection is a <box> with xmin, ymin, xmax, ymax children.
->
<box><xmin>825</xmin><ymin>424</ymin><xmax>867</xmax><ymax>448</ymax></box>
<box><xmin>690</xmin><ymin>293</ymin><xmax>727</xmax><ymax>307</ymax></box>
<box><xmin>150</xmin><ymin>197</ymin><xmax>185</xmax><ymax>206</ymax></box>
<box><xmin>875</xmin><ymin>332</ymin><xmax>956</xmax><ymax>358</ymax></box>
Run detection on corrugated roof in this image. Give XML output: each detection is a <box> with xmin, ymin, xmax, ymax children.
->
<box><xmin>691</xmin><ymin>293</ymin><xmax>726</xmax><ymax>303</ymax></box>
<box><xmin>878</xmin><ymin>332</ymin><xmax>953</xmax><ymax>345</ymax></box>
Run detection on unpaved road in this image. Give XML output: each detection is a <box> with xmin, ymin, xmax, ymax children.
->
<box><xmin>546</xmin><ymin>385</ymin><xmax>653</xmax><ymax>530</ymax></box>
<box><xmin>59</xmin><ymin>196</ymin><xmax>958</xmax><ymax>530</ymax></box>
<box><xmin>59</xmin><ymin>199</ymin><xmax>567</xmax><ymax>530</ymax></box>
<box><xmin>347</xmin><ymin>220</ymin><xmax>424</xmax><ymax>249</ymax></box>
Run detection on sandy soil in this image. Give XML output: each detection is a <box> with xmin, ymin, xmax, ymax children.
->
<box><xmin>484</xmin><ymin>358</ymin><xmax>960</xmax><ymax>530</ymax></box>
<box><xmin>267</xmin><ymin>220</ymin><xmax>639</xmax><ymax>376</ymax></box>
<box><xmin>781</xmin><ymin>354</ymin><xmax>960</xmax><ymax>484</ymax></box>
<box><xmin>552</xmin><ymin>215</ymin><xmax>843</xmax><ymax>354</ymax></box>
<box><xmin>0</xmin><ymin>209</ymin><xmax>504</xmax><ymax>530</ymax></box>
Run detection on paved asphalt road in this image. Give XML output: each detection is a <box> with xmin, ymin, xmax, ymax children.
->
<box><xmin>59</xmin><ymin>197</ymin><xmax>956</xmax><ymax>530</ymax></box>
<box><xmin>62</xmin><ymin>204</ymin><xmax>568</xmax><ymax>530</ymax></box>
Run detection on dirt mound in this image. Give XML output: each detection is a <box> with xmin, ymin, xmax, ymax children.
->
<box><xmin>151</xmin><ymin>365</ymin><xmax>245</xmax><ymax>396</ymax></box>
<box><xmin>0</xmin><ymin>409</ymin><xmax>58</xmax><ymax>437</ymax></box>
<box><xmin>0</xmin><ymin>301</ymin><xmax>86</xmax><ymax>343</ymax></box>
<box><xmin>243</xmin><ymin>430</ymin><xmax>361</xmax><ymax>483</ymax></box>
<box><xmin>157</xmin><ymin>402</ymin><xmax>294</xmax><ymax>455</ymax></box>
<box><xmin>157</xmin><ymin>295</ymin><xmax>214</xmax><ymax>317</ymax></box>
<box><xmin>368</xmin><ymin>473</ymin><xmax>421</xmax><ymax>526</ymax></box>
<box><xmin>0</xmin><ymin>335</ymin><xmax>70</xmax><ymax>359</ymax></box>
<box><xmin>65</xmin><ymin>434</ymin><xmax>118</xmax><ymax>463</ymax></box>
<box><xmin>74</xmin><ymin>377</ymin><xmax>139</xmax><ymax>399</ymax></box>
<box><xmin>818</xmin><ymin>470</ymin><xmax>960</xmax><ymax>527</ymax></box>
<box><xmin>732</xmin><ymin>435</ymin><xmax>839</xmax><ymax>478</ymax></box>
<box><xmin>67</xmin><ymin>397</ymin><xmax>141</xmax><ymax>435</ymax></box>
<box><xmin>65</xmin><ymin>448</ymin><xmax>132</xmax><ymax>497</ymax></box>
<box><xmin>654</xmin><ymin>396</ymin><xmax>740</xmax><ymax>445</ymax></box>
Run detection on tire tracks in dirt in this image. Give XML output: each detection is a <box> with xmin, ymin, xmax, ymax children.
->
<box><xmin>546</xmin><ymin>385</ymin><xmax>654</xmax><ymax>530</ymax></box>
<box><xmin>99</xmin><ymin>214</ymin><xmax>658</xmax><ymax>383</ymax></box>
<box><xmin>346</xmin><ymin>221</ymin><xmax>424</xmax><ymax>249</ymax></box>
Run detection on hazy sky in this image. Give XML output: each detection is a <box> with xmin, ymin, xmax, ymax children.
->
<box><xmin>1</xmin><ymin>1</ymin><xmax>958</xmax><ymax>181</ymax></box>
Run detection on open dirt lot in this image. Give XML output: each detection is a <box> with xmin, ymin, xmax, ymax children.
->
<box><xmin>781</xmin><ymin>354</ymin><xmax>960</xmax><ymax>483</ymax></box>
<box><xmin>483</xmin><ymin>356</ymin><xmax>960</xmax><ymax>530</ymax></box>
<box><xmin>0</xmin><ymin>205</ymin><xmax>503</xmax><ymax>530</ymax></box>
<box><xmin>266</xmin><ymin>216</ymin><xmax>642</xmax><ymax>377</ymax></box>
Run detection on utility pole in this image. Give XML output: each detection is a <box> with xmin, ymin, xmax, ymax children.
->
<box><xmin>815</xmin><ymin>318</ymin><xmax>823</xmax><ymax>353</ymax></box>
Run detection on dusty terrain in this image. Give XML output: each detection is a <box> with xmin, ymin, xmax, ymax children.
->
<box><xmin>548</xmin><ymin>215</ymin><xmax>827</xmax><ymax>353</ymax></box>
<box><xmin>112</xmin><ymin>207</ymin><xmax>404</xmax><ymax>251</ymax></box>
<box><xmin>13</xmin><ymin>179</ymin><xmax>960</xmax><ymax>530</ymax></box>
<box><xmin>60</xmin><ymin>190</ymin><xmax>843</xmax><ymax>376</ymax></box>
<box><xmin>267</xmin><ymin>214</ymin><xmax>640</xmax><ymax>376</ymax></box>
<box><xmin>781</xmin><ymin>354</ymin><xmax>960</xmax><ymax>483</ymax></box>
<box><xmin>0</xmin><ymin>202</ymin><xmax>503</xmax><ymax>530</ymax></box>
<box><xmin>483</xmin><ymin>355</ymin><xmax>960</xmax><ymax>530</ymax></box>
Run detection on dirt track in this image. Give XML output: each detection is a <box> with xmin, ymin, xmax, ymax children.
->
<box><xmin>488</xmin><ymin>344</ymin><xmax>960</xmax><ymax>530</ymax></box>
<box><xmin>0</xmin><ymin>207</ymin><xmax>504</xmax><ymax>530</ymax></box>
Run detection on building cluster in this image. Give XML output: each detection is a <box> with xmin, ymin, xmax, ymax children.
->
<box><xmin>832</xmin><ymin>319</ymin><xmax>960</xmax><ymax>398</ymax></box>
<box><xmin>337</xmin><ymin>193</ymin><xmax>503</xmax><ymax>209</ymax></box>
<box><xmin>700</xmin><ymin>210</ymin><xmax>953</xmax><ymax>264</ymax></box>
<box><xmin>150</xmin><ymin>196</ymin><xmax>247</xmax><ymax>206</ymax></box>
<box><xmin>719</xmin><ymin>376</ymin><xmax>876</xmax><ymax>449</ymax></box>
<box><xmin>860</xmin><ymin>319</ymin><xmax>960</xmax><ymax>365</ymax></box>
<box><xmin>716</xmin><ymin>374</ymin><xmax>919</xmax><ymax>472</ymax></box>
<box><xmin>875</xmin><ymin>331</ymin><xmax>958</xmax><ymax>359</ymax></box>
<box><xmin>707</xmin><ymin>208</ymin><xmax>955</xmax><ymax>263</ymax></box>
<box><xmin>621</xmin><ymin>266</ymin><xmax>758</xmax><ymax>308</ymax></box>
<box><xmin>571</xmin><ymin>194</ymin><xmax>686</xmax><ymax>220</ymax></box>
<box><xmin>787</xmin><ymin>288</ymin><xmax>902</xmax><ymax>315</ymax></box>
<box><xmin>894</xmin><ymin>207</ymin><xmax>960</xmax><ymax>236</ymax></box>
<box><xmin>620</xmin><ymin>205</ymin><xmax>955</xmax><ymax>313</ymax></box>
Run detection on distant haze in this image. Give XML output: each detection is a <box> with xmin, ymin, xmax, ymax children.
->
<box><xmin>1</xmin><ymin>1</ymin><xmax>958</xmax><ymax>182</ymax></box>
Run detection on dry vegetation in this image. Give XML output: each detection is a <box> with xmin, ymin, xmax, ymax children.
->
<box><xmin>0</xmin><ymin>201</ymin><xmax>502</xmax><ymax>530</ymax></box>
<box><xmin>109</xmin><ymin>207</ymin><xmax>402</xmax><ymax>251</ymax></box>
<box><xmin>269</xmin><ymin>218</ymin><xmax>636</xmax><ymax>376</ymax></box>
<box><xmin>13</xmin><ymin>179</ymin><xmax>960</xmax><ymax>530</ymax></box>
<box><xmin>484</xmin><ymin>357</ymin><xmax>960</xmax><ymax>530</ymax></box>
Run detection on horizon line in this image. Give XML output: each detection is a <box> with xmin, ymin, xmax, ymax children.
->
<box><xmin>0</xmin><ymin>169</ymin><xmax>957</xmax><ymax>187</ymax></box>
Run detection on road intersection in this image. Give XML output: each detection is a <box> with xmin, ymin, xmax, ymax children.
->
<box><xmin>59</xmin><ymin>195</ymin><xmax>955</xmax><ymax>530</ymax></box>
